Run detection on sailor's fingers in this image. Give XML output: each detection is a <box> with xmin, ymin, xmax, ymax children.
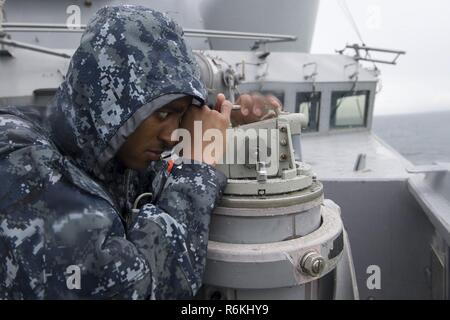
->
<box><xmin>219</xmin><ymin>99</ymin><xmax>233</xmax><ymax>121</ymax></box>
<box><xmin>236</xmin><ymin>94</ymin><xmax>252</xmax><ymax>116</ymax></box>
<box><xmin>214</xmin><ymin>93</ymin><xmax>226</xmax><ymax>112</ymax></box>
<box><xmin>266</xmin><ymin>94</ymin><xmax>283</xmax><ymax>112</ymax></box>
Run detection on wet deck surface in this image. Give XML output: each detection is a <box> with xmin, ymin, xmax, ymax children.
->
<box><xmin>302</xmin><ymin>131</ymin><xmax>412</xmax><ymax>180</ymax></box>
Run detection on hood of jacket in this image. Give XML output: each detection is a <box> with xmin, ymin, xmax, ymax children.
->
<box><xmin>47</xmin><ymin>5</ymin><xmax>207</xmax><ymax>180</ymax></box>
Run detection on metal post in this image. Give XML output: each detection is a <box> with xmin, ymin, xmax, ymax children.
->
<box><xmin>0</xmin><ymin>0</ymin><xmax>5</xmax><ymax>33</ymax></box>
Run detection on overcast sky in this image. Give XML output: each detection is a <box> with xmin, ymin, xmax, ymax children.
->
<box><xmin>311</xmin><ymin>0</ymin><xmax>450</xmax><ymax>115</ymax></box>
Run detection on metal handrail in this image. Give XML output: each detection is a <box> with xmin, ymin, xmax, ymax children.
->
<box><xmin>1</xmin><ymin>22</ymin><xmax>297</xmax><ymax>43</ymax></box>
<box><xmin>337</xmin><ymin>43</ymin><xmax>406</xmax><ymax>65</ymax></box>
<box><xmin>0</xmin><ymin>37</ymin><xmax>71</xmax><ymax>58</ymax></box>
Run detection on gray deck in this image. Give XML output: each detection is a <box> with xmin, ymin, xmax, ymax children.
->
<box><xmin>302</xmin><ymin>131</ymin><xmax>412</xmax><ymax>180</ymax></box>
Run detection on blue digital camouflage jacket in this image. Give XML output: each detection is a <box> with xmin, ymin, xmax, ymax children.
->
<box><xmin>0</xmin><ymin>5</ymin><xmax>227</xmax><ymax>299</ymax></box>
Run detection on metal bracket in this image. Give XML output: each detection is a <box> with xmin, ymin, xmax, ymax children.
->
<box><xmin>303</xmin><ymin>62</ymin><xmax>318</xmax><ymax>81</ymax></box>
<box><xmin>407</xmin><ymin>162</ymin><xmax>450</xmax><ymax>174</ymax></box>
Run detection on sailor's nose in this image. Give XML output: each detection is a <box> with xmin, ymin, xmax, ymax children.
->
<box><xmin>159</xmin><ymin>118</ymin><xmax>181</xmax><ymax>148</ymax></box>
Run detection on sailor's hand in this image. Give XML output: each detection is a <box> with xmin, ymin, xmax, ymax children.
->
<box><xmin>231</xmin><ymin>93</ymin><xmax>282</xmax><ymax>126</ymax></box>
<box><xmin>180</xmin><ymin>93</ymin><xmax>232</xmax><ymax>166</ymax></box>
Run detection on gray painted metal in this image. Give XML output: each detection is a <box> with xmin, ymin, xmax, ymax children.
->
<box><xmin>201</xmin><ymin>0</ymin><xmax>319</xmax><ymax>52</ymax></box>
<box><xmin>3</xmin><ymin>0</ymin><xmax>317</xmax><ymax>52</ymax></box>
<box><xmin>430</xmin><ymin>233</ymin><xmax>448</xmax><ymax>300</ymax></box>
<box><xmin>2</xmin><ymin>22</ymin><xmax>297</xmax><ymax>42</ymax></box>
<box><xmin>321</xmin><ymin>179</ymin><xmax>435</xmax><ymax>299</ymax></box>
<box><xmin>204</xmin><ymin>203</ymin><xmax>344</xmax><ymax>289</ymax></box>
<box><xmin>3</xmin><ymin>0</ymin><xmax>209</xmax><ymax>50</ymax></box>
<box><xmin>223</xmin><ymin>175</ymin><xmax>313</xmax><ymax>196</ymax></box>
<box><xmin>210</xmin><ymin>198</ymin><xmax>322</xmax><ymax>244</ymax></box>
<box><xmin>0</xmin><ymin>37</ymin><xmax>71</xmax><ymax>58</ymax></box>
<box><xmin>302</xmin><ymin>130</ymin><xmax>450</xmax><ymax>299</ymax></box>
<box><xmin>0</xmin><ymin>46</ymin><xmax>69</xmax><ymax>106</ymax></box>
<box><xmin>201</xmin><ymin>50</ymin><xmax>378</xmax><ymax>83</ymax></box>
<box><xmin>203</xmin><ymin>100</ymin><xmax>355</xmax><ymax>298</ymax></box>
<box><xmin>408</xmin><ymin>169</ymin><xmax>450</xmax><ymax>246</ymax></box>
<box><xmin>219</xmin><ymin>181</ymin><xmax>323</xmax><ymax>208</ymax></box>
<box><xmin>333</xmin><ymin>229</ymin><xmax>360</xmax><ymax>300</ymax></box>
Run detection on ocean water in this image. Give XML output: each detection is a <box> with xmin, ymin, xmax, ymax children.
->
<box><xmin>373</xmin><ymin>111</ymin><xmax>450</xmax><ymax>165</ymax></box>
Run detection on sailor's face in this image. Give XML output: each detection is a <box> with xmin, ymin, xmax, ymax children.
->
<box><xmin>117</xmin><ymin>96</ymin><xmax>192</xmax><ymax>170</ymax></box>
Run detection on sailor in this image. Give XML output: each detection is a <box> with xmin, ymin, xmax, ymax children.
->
<box><xmin>0</xmin><ymin>5</ymin><xmax>280</xmax><ymax>299</ymax></box>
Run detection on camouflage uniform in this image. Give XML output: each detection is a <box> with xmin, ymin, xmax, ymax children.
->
<box><xmin>0</xmin><ymin>5</ymin><xmax>227</xmax><ymax>299</ymax></box>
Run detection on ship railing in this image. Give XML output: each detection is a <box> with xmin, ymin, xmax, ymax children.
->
<box><xmin>1</xmin><ymin>22</ymin><xmax>296</xmax><ymax>43</ymax></box>
<box><xmin>337</xmin><ymin>43</ymin><xmax>406</xmax><ymax>65</ymax></box>
<box><xmin>1</xmin><ymin>22</ymin><xmax>297</xmax><ymax>57</ymax></box>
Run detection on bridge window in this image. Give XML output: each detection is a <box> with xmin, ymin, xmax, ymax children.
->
<box><xmin>296</xmin><ymin>92</ymin><xmax>321</xmax><ymax>132</ymax></box>
<box><xmin>260</xmin><ymin>90</ymin><xmax>285</xmax><ymax>106</ymax></box>
<box><xmin>330</xmin><ymin>91</ymin><xmax>369</xmax><ymax>128</ymax></box>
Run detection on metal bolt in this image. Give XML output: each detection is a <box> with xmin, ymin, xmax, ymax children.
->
<box><xmin>280</xmin><ymin>153</ymin><xmax>287</xmax><ymax>161</ymax></box>
<box><xmin>312</xmin><ymin>259</ymin><xmax>325</xmax><ymax>274</ymax></box>
<box><xmin>280</xmin><ymin>126</ymin><xmax>287</xmax><ymax>133</ymax></box>
<box><xmin>280</xmin><ymin>138</ymin><xmax>287</xmax><ymax>146</ymax></box>
<box><xmin>299</xmin><ymin>251</ymin><xmax>326</xmax><ymax>277</ymax></box>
